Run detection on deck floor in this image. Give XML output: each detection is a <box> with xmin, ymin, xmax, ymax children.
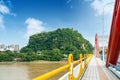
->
<box><xmin>81</xmin><ymin>56</ymin><xmax>119</xmax><ymax>80</ymax></box>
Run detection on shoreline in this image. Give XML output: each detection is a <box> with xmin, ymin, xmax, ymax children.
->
<box><xmin>0</xmin><ymin>60</ymin><xmax>67</xmax><ymax>64</ymax></box>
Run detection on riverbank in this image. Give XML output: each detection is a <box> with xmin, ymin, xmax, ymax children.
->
<box><xmin>0</xmin><ymin>60</ymin><xmax>67</xmax><ymax>64</ymax></box>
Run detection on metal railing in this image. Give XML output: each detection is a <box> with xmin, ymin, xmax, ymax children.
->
<box><xmin>108</xmin><ymin>63</ymin><xmax>120</xmax><ymax>78</ymax></box>
<box><xmin>32</xmin><ymin>53</ymin><xmax>93</xmax><ymax>80</ymax></box>
<box><xmin>109</xmin><ymin>63</ymin><xmax>120</xmax><ymax>71</ymax></box>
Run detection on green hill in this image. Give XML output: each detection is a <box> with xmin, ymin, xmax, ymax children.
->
<box><xmin>21</xmin><ymin>28</ymin><xmax>93</xmax><ymax>60</ymax></box>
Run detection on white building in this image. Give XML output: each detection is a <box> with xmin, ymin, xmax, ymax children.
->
<box><xmin>0</xmin><ymin>44</ymin><xmax>19</xmax><ymax>51</ymax></box>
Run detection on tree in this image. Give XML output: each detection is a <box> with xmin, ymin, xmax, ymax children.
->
<box><xmin>20</xmin><ymin>47</ymin><xmax>33</xmax><ymax>53</ymax></box>
<box><xmin>40</xmin><ymin>49</ymin><xmax>62</xmax><ymax>61</ymax></box>
<box><xmin>20</xmin><ymin>28</ymin><xmax>93</xmax><ymax>61</ymax></box>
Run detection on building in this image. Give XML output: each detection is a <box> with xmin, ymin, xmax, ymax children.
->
<box><xmin>14</xmin><ymin>44</ymin><xmax>19</xmax><ymax>51</ymax></box>
<box><xmin>0</xmin><ymin>44</ymin><xmax>19</xmax><ymax>51</ymax></box>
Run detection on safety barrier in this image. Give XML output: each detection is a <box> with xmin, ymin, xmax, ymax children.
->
<box><xmin>32</xmin><ymin>53</ymin><xmax>93</xmax><ymax>80</ymax></box>
<box><xmin>108</xmin><ymin>63</ymin><xmax>120</xmax><ymax>78</ymax></box>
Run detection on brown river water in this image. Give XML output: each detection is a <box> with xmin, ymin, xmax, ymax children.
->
<box><xmin>0</xmin><ymin>62</ymin><xmax>67</xmax><ymax>80</ymax></box>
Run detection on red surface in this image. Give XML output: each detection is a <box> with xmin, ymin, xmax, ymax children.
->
<box><xmin>106</xmin><ymin>0</ymin><xmax>120</xmax><ymax>67</ymax></box>
<box><xmin>95</xmin><ymin>34</ymin><xmax>100</xmax><ymax>57</ymax></box>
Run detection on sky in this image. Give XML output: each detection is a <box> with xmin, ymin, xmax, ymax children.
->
<box><xmin>0</xmin><ymin>0</ymin><xmax>114</xmax><ymax>48</ymax></box>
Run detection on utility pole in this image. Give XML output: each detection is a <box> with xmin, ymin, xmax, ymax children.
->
<box><xmin>102</xmin><ymin>2</ymin><xmax>114</xmax><ymax>62</ymax></box>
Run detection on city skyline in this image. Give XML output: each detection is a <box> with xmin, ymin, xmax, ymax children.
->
<box><xmin>0</xmin><ymin>44</ymin><xmax>19</xmax><ymax>51</ymax></box>
<box><xmin>0</xmin><ymin>0</ymin><xmax>114</xmax><ymax>48</ymax></box>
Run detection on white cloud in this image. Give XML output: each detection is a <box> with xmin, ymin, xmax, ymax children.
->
<box><xmin>0</xmin><ymin>3</ymin><xmax>10</xmax><ymax>14</ymax></box>
<box><xmin>0</xmin><ymin>15</ymin><xmax>4</xmax><ymax>30</ymax></box>
<box><xmin>0</xmin><ymin>0</ymin><xmax>16</xmax><ymax>30</ymax></box>
<box><xmin>25</xmin><ymin>18</ymin><xmax>45</xmax><ymax>38</ymax></box>
<box><xmin>10</xmin><ymin>13</ymin><xmax>16</xmax><ymax>16</ymax></box>
<box><xmin>0</xmin><ymin>2</ymin><xmax>10</xmax><ymax>30</ymax></box>
<box><xmin>91</xmin><ymin>0</ymin><xmax>114</xmax><ymax>16</ymax></box>
<box><xmin>84</xmin><ymin>0</ymin><xmax>92</xmax><ymax>1</ymax></box>
<box><xmin>67</xmin><ymin>0</ymin><xmax>72</xmax><ymax>3</ymax></box>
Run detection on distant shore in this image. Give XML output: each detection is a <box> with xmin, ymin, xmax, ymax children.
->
<box><xmin>0</xmin><ymin>60</ymin><xmax>67</xmax><ymax>64</ymax></box>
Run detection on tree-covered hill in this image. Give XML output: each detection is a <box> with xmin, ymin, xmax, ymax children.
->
<box><xmin>21</xmin><ymin>28</ymin><xmax>93</xmax><ymax>60</ymax></box>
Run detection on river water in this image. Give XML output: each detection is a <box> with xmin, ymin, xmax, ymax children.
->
<box><xmin>0</xmin><ymin>62</ymin><xmax>67</xmax><ymax>80</ymax></box>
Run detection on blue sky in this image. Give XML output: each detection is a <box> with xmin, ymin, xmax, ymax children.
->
<box><xmin>0</xmin><ymin>0</ymin><xmax>114</xmax><ymax>48</ymax></box>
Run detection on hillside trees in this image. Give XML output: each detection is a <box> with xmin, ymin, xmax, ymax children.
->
<box><xmin>21</xmin><ymin>28</ymin><xmax>93</xmax><ymax>61</ymax></box>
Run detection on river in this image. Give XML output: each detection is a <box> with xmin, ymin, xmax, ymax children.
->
<box><xmin>0</xmin><ymin>62</ymin><xmax>67</xmax><ymax>80</ymax></box>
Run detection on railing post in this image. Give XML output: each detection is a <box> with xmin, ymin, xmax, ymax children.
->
<box><xmin>85</xmin><ymin>54</ymin><xmax>89</xmax><ymax>67</ymax></box>
<box><xmin>79</xmin><ymin>54</ymin><xmax>83</xmax><ymax>77</ymax></box>
<box><xmin>68</xmin><ymin>54</ymin><xmax>73</xmax><ymax>80</ymax></box>
<box><xmin>84</xmin><ymin>54</ymin><xmax>86</xmax><ymax>69</ymax></box>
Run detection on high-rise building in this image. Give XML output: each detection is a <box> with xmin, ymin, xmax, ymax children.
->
<box><xmin>0</xmin><ymin>44</ymin><xmax>19</xmax><ymax>51</ymax></box>
<box><xmin>14</xmin><ymin>44</ymin><xmax>19</xmax><ymax>51</ymax></box>
<box><xmin>0</xmin><ymin>44</ymin><xmax>6</xmax><ymax>51</ymax></box>
<box><xmin>0</xmin><ymin>44</ymin><xmax>6</xmax><ymax>49</ymax></box>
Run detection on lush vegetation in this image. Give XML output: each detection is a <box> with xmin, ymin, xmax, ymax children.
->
<box><xmin>0</xmin><ymin>28</ymin><xmax>93</xmax><ymax>62</ymax></box>
<box><xmin>0</xmin><ymin>50</ymin><xmax>41</xmax><ymax>62</ymax></box>
<box><xmin>21</xmin><ymin>28</ymin><xmax>93</xmax><ymax>61</ymax></box>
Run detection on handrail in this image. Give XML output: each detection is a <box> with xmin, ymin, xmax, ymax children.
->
<box><xmin>33</xmin><ymin>64</ymin><xmax>70</xmax><ymax>80</ymax></box>
<box><xmin>32</xmin><ymin>53</ymin><xmax>93</xmax><ymax>80</ymax></box>
<box><xmin>108</xmin><ymin>63</ymin><xmax>120</xmax><ymax>71</ymax></box>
